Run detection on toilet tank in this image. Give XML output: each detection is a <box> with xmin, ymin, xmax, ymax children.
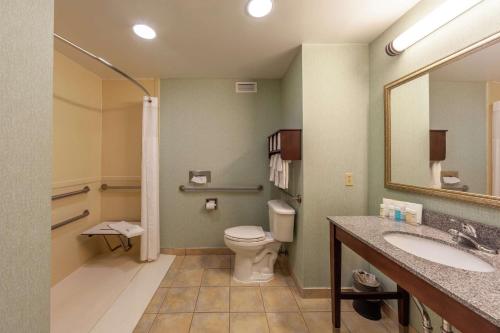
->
<box><xmin>268</xmin><ymin>200</ymin><xmax>295</xmax><ymax>242</ymax></box>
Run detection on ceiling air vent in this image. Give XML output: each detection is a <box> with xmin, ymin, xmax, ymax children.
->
<box><xmin>235</xmin><ymin>82</ymin><xmax>258</xmax><ymax>93</ymax></box>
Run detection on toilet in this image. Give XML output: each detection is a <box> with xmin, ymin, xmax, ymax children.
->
<box><xmin>224</xmin><ymin>200</ymin><xmax>295</xmax><ymax>283</ymax></box>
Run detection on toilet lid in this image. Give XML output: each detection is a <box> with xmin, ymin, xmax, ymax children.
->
<box><xmin>224</xmin><ymin>226</ymin><xmax>266</xmax><ymax>242</ymax></box>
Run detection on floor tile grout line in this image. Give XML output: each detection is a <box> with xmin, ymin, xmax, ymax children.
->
<box><xmin>259</xmin><ymin>286</ymin><xmax>272</xmax><ymax>333</ymax></box>
<box><xmin>188</xmin><ymin>277</ymin><xmax>202</xmax><ymax>332</ymax></box>
<box><xmin>144</xmin><ymin>313</ymin><xmax>158</xmax><ymax>333</ymax></box>
<box><xmin>228</xmin><ymin>282</ymin><xmax>231</xmax><ymax>333</ymax></box>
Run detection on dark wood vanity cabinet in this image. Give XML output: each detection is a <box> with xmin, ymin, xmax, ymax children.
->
<box><xmin>268</xmin><ymin>129</ymin><xmax>302</xmax><ymax>160</ymax></box>
<box><xmin>430</xmin><ymin>130</ymin><xmax>447</xmax><ymax>161</ymax></box>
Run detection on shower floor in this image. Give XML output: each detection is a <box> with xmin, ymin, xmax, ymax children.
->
<box><xmin>50</xmin><ymin>251</ymin><xmax>174</xmax><ymax>333</ymax></box>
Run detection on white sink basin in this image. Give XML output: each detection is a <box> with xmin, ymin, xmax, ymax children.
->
<box><xmin>383</xmin><ymin>232</ymin><xmax>495</xmax><ymax>273</ymax></box>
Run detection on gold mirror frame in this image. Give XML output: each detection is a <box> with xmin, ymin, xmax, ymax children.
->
<box><xmin>384</xmin><ymin>31</ymin><xmax>500</xmax><ymax>208</ymax></box>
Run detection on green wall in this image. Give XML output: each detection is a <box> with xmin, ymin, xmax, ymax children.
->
<box><xmin>280</xmin><ymin>45</ymin><xmax>370</xmax><ymax>288</ymax></box>
<box><xmin>368</xmin><ymin>0</ymin><xmax>500</xmax><ymax>331</ymax></box>
<box><xmin>278</xmin><ymin>49</ymin><xmax>305</xmax><ymax>286</ymax></box>
<box><xmin>0</xmin><ymin>1</ymin><xmax>53</xmax><ymax>332</ymax></box>
<box><xmin>159</xmin><ymin>79</ymin><xmax>281</xmax><ymax>248</ymax></box>
<box><xmin>302</xmin><ymin>44</ymin><xmax>370</xmax><ymax>287</ymax></box>
<box><xmin>391</xmin><ymin>74</ymin><xmax>430</xmax><ymax>187</ymax></box>
<box><xmin>430</xmin><ymin>80</ymin><xmax>487</xmax><ymax>193</ymax></box>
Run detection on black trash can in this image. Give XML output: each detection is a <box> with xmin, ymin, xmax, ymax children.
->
<box><xmin>352</xmin><ymin>270</ymin><xmax>382</xmax><ymax>321</ymax></box>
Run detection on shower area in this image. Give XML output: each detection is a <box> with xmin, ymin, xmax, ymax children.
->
<box><xmin>50</xmin><ymin>36</ymin><xmax>171</xmax><ymax>333</ymax></box>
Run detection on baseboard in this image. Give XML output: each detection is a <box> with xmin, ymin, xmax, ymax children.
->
<box><xmin>160</xmin><ymin>247</ymin><xmax>234</xmax><ymax>256</ymax></box>
<box><xmin>288</xmin><ymin>267</ymin><xmax>332</xmax><ymax>298</ymax></box>
<box><xmin>381</xmin><ymin>301</ymin><xmax>418</xmax><ymax>333</ymax></box>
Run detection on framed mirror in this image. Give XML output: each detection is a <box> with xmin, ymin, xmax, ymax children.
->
<box><xmin>385</xmin><ymin>31</ymin><xmax>500</xmax><ymax>207</ymax></box>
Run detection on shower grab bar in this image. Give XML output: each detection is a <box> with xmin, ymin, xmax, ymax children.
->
<box><xmin>179</xmin><ymin>185</ymin><xmax>263</xmax><ymax>192</ymax></box>
<box><xmin>101</xmin><ymin>184</ymin><xmax>141</xmax><ymax>191</ymax></box>
<box><xmin>51</xmin><ymin>186</ymin><xmax>90</xmax><ymax>201</ymax></box>
<box><xmin>51</xmin><ymin>210</ymin><xmax>90</xmax><ymax>230</ymax></box>
<box><xmin>278</xmin><ymin>188</ymin><xmax>302</xmax><ymax>204</ymax></box>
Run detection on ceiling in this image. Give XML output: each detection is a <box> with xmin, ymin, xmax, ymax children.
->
<box><xmin>431</xmin><ymin>40</ymin><xmax>500</xmax><ymax>82</ymax></box>
<box><xmin>54</xmin><ymin>0</ymin><xmax>420</xmax><ymax>79</ymax></box>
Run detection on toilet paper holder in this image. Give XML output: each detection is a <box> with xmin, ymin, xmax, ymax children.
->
<box><xmin>206</xmin><ymin>198</ymin><xmax>217</xmax><ymax>210</ymax></box>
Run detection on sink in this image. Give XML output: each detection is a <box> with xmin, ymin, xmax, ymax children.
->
<box><xmin>383</xmin><ymin>232</ymin><xmax>495</xmax><ymax>272</ymax></box>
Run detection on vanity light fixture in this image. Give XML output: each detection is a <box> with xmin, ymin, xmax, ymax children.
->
<box><xmin>246</xmin><ymin>0</ymin><xmax>273</xmax><ymax>18</ymax></box>
<box><xmin>386</xmin><ymin>0</ymin><xmax>484</xmax><ymax>56</ymax></box>
<box><xmin>133</xmin><ymin>24</ymin><xmax>156</xmax><ymax>40</ymax></box>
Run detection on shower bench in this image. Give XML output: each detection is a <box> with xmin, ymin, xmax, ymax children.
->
<box><xmin>81</xmin><ymin>221</ymin><xmax>141</xmax><ymax>252</ymax></box>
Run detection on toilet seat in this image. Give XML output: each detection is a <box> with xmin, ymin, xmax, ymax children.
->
<box><xmin>224</xmin><ymin>226</ymin><xmax>266</xmax><ymax>243</ymax></box>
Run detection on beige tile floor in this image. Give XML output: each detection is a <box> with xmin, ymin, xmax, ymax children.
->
<box><xmin>134</xmin><ymin>255</ymin><xmax>406</xmax><ymax>333</ymax></box>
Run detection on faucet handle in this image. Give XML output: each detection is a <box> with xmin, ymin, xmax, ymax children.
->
<box><xmin>461</xmin><ymin>223</ymin><xmax>477</xmax><ymax>238</ymax></box>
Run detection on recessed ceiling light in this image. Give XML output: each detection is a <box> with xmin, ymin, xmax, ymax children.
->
<box><xmin>133</xmin><ymin>24</ymin><xmax>156</xmax><ymax>40</ymax></box>
<box><xmin>246</xmin><ymin>0</ymin><xmax>273</xmax><ymax>18</ymax></box>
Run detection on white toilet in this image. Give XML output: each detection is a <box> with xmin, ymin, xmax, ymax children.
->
<box><xmin>224</xmin><ymin>200</ymin><xmax>295</xmax><ymax>283</ymax></box>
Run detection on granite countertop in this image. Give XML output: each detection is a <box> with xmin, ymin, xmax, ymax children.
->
<box><xmin>327</xmin><ymin>216</ymin><xmax>500</xmax><ymax>327</ymax></box>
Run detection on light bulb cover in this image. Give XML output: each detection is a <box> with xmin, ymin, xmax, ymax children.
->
<box><xmin>386</xmin><ymin>0</ymin><xmax>483</xmax><ymax>56</ymax></box>
<box><xmin>246</xmin><ymin>0</ymin><xmax>273</xmax><ymax>18</ymax></box>
<box><xmin>133</xmin><ymin>24</ymin><xmax>157</xmax><ymax>40</ymax></box>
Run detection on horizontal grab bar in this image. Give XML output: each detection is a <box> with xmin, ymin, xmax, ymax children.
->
<box><xmin>51</xmin><ymin>210</ymin><xmax>90</xmax><ymax>230</ymax></box>
<box><xmin>179</xmin><ymin>185</ymin><xmax>263</xmax><ymax>192</ymax></box>
<box><xmin>101</xmin><ymin>184</ymin><xmax>141</xmax><ymax>191</ymax></box>
<box><xmin>52</xmin><ymin>186</ymin><xmax>90</xmax><ymax>201</ymax></box>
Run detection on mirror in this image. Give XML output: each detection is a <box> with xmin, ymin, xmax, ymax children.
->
<box><xmin>385</xmin><ymin>32</ymin><xmax>500</xmax><ymax>207</ymax></box>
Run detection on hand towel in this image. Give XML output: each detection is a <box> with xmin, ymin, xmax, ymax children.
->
<box><xmin>274</xmin><ymin>155</ymin><xmax>283</xmax><ymax>186</ymax></box>
<box><xmin>108</xmin><ymin>221</ymin><xmax>144</xmax><ymax>238</ymax></box>
<box><xmin>278</xmin><ymin>160</ymin><xmax>291</xmax><ymax>189</ymax></box>
<box><xmin>269</xmin><ymin>154</ymin><xmax>276</xmax><ymax>182</ymax></box>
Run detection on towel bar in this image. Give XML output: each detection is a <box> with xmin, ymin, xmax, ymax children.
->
<box><xmin>179</xmin><ymin>185</ymin><xmax>263</xmax><ymax>192</ymax></box>
<box><xmin>51</xmin><ymin>186</ymin><xmax>90</xmax><ymax>201</ymax></box>
<box><xmin>101</xmin><ymin>184</ymin><xmax>141</xmax><ymax>191</ymax></box>
<box><xmin>278</xmin><ymin>188</ymin><xmax>302</xmax><ymax>204</ymax></box>
<box><xmin>51</xmin><ymin>210</ymin><xmax>90</xmax><ymax>230</ymax></box>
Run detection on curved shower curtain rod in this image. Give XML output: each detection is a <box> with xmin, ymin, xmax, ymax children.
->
<box><xmin>53</xmin><ymin>33</ymin><xmax>153</xmax><ymax>102</ymax></box>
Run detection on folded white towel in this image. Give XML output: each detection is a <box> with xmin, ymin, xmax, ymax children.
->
<box><xmin>269</xmin><ymin>155</ymin><xmax>277</xmax><ymax>182</ymax></box>
<box><xmin>108</xmin><ymin>221</ymin><xmax>144</xmax><ymax>238</ymax></box>
<box><xmin>443</xmin><ymin>176</ymin><xmax>461</xmax><ymax>185</ymax></box>
<box><xmin>274</xmin><ymin>155</ymin><xmax>283</xmax><ymax>187</ymax></box>
<box><xmin>278</xmin><ymin>160</ymin><xmax>291</xmax><ymax>189</ymax></box>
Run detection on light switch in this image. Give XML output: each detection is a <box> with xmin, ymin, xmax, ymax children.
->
<box><xmin>345</xmin><ymin>172</ymin><xmax>353</xmax><ymax>186</ymax></box>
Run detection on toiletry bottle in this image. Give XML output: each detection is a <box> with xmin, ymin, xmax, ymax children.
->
<box><xmin>379</xmin><ymin>204</ymin><xmax>386</xmax><ymax>218</ymax></box>
<box><xmin>406</xmin><ymin>209</ymin><xmax>417</xmax><ymax>225</ymax></box>
<box><xmin>400</xmin><ymin>207</ymin><xmax>406</xmax><ymax>222</ymax></box>
<box><xmin>388</xmin><ymin>205</ymin><xmax>395</xmax><ymax>220</ymax></box>
<box><xmin>395</xmin><ymin>207</ymin><xmax>401</xmax><ymax>221</ymax></box>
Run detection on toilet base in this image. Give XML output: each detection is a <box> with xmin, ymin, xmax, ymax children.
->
<box><xmin>226</xmin><ymin>238</ymin><xmax>281</xmax><ymax>283</ymax></box>
<box><xmin>232</xmin><ymin>271</ymin><xmax>274</xmax><ymax>284</ymax></box>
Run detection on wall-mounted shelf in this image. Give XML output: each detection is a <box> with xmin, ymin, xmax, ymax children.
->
<box><xmin>268</xmin><ymin>129</ymin><xmax>302</xmax><ymax>160</ymax></box>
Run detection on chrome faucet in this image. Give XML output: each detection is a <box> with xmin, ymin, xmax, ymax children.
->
<box><xmin>448</xmin><ymin>222</ymin><xmax>498</xmax><ymax>255</ymax></box>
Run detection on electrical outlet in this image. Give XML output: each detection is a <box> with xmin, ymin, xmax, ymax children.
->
<box><xmin>345</xmin><ymin>172</ymin><xmax>353</xmax><ymax>186</ymax></box>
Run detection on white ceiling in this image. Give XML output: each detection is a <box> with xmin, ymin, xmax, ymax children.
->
<box><xmin>54</xmin><ymin>0</ymin><xmax>420</xmax><ymax>79</ymax></box>
<box><xmin>431</xmin><ymin>40</ymin><xmax>500</xmax><ymax>82</ymax></box>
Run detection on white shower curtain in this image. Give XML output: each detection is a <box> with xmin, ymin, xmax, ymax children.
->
<box><xmin>492</xmin><ymin>101</ymin><xmax>500</xmax><ymax>196</ymax></box>
<box><xmin>141</xmin><ymin>96</ymin><xmax>160</xmax><ymax>262</ymax></box>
